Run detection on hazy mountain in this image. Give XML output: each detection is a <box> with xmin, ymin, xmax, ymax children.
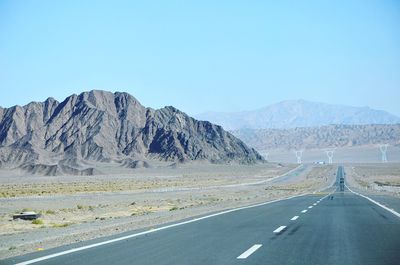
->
<box><xmin>0</xmin><ymin>90</ymin><xmax>262</xmax><ymax>175</ymax></box>
<box><xmin>231</xmin><ymin>124</ymin><xmax>400</xmax><ymax>151</ymax></box>
<box><xmin>196</xmin><ymin>100</ymin><xmax>400</xmax><ymax>130</ymax></box>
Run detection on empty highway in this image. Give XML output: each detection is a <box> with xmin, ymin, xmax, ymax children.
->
<box><xmin>3</xmin><ymin>166</ymin><xmax>400</xmax><ymax>265</ymax></box>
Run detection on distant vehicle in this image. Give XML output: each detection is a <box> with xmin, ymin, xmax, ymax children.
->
<box><xmin>314</xmin><ymin>161</ymin><xmax>325</xmax><ymax>165</ymax></box>
<box><xmin>13</xmin><ymin>211</ymin><xmax>41</xmax><ymax>220</ymax></box>
<box><xmin>339</xmin><ymin>177</ymin><xmax>345</xmax><ymax>191</ymax></box>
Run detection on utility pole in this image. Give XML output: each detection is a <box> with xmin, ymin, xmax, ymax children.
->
<box><xmin>294</xmin><ymin>150</ymin><xmax>303</xmax><ymax>164</ymax></box>
<box><xmin>325</xmin><ymin>150</ymin><xmax>335</xmax><ymax>165</ymax></box>
<box><xmin>380</xmin><ymin>144</ymin><xmax>388</xmax><ymax>163</ymax></box>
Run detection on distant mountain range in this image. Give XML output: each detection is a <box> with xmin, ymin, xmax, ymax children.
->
<box><xmin>0</xmin><ymin>90</ymin><xmax>262</xmax><ymax>175</ymax></box>
<box><xmin>196</xmin><ymin>100</ymin><xmax>400</xmax><ymax>130</ymax></box>
<box><xmin>231</xmin><ymin>124</ymin><xmax>400</xmax><ymax>151</ymax></box>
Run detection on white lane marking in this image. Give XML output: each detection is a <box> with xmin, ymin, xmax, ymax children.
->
<box><xmin>237</xmin><ymin>244</ymin><xmax>262</xmax><ymax>259</ymax></box>
<box><xmin>313</xmin><ymin>203</ymin><xmax>317</xmax><ymax>206</ymax></box>
<box><xmin>345</xmin><ymin>184</ymin><xmax>400</xmax><ymax>219</ymax></box>
<box><xmin>14</xmin><ymin>193</ymin><xmax>310</xmax><ymax>265</ymax></box>
<box><xmin>273</xmin><ymin>225</ymin><xmax>287</xmax><ymax>233</ymax></box>
<box><xmin>264</xmin><ymin>164</ymin><xmax>304</xmax><ymax>183</ymax></box>
<box><xmin>291</xmin><ymin>216</ymin><xmax>299</xmax><ymax>221</ymax></box>
<box><xmin>301</xmin><ymin>210</ymin><xmax>307</xmax><ymax>213</ymax></box>
<box><xmin>308</xmin><ymin>206</ymin><xmax>313</xmax><ymax>209</ymax></box>
<box><xmin>152</xmin><ymin>165</ymin><xmax>305</xmax><ymax>192</ymax></box>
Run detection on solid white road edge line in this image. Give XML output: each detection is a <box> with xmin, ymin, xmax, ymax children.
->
<box><xmin>153</xmin><ymin>165</ymin><xmax>306</xmax><ymax>192</ymax></box>
<box><xmin>14</xmin><ymin>193</ymin><xmax>311</xmax><ymax>265</ymax></box>
<box><xmin>263</xmin><ymin>164</ymin><xmax>304</xmax><ymax>183</ymax></box>
<box><xmin>291</xmin><ymin>216</ymin><xmax>299</xmax><ymax>221</ymax></box>
<box><xmin>273</xmin><ymin>226</ymin><xmax>287</xmax><ymax>233</ymax></box>
<box><xmin>345</xmin><ymin>184</ymin><xmax>400</xmax><ymax>219</ymax></box>
<box><xmin>237</xmin><ymin>244</ymin><xmax>262</xmax><ymax>259</ymax></box>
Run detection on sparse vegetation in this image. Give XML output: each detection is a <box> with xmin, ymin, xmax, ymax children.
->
<box><xmin>31</xmin><ymin>219</ymin><xmax>44</xmax><ymax>225</ymax></box>
<box><xmin>1</xmin><ymin>163</ymin><xmax>337</xmax><ymax>260</ymax></box>
<box><xmin>347</xmin><ymin>164</ymin><xmax>400</xmax><ymax>197</ymax></box>
<box><xmin>232</xmin><ymin>124</ymin><xmax>400</xmax><ymax>151</ymax></box>
<box><xmin>51</xmin><ymin>223</ymin><xmax>70</xmax><ymax>228</ymax></box>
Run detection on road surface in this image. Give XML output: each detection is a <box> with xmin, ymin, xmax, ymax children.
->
<box><xmin>3</xmin><ymin>166</ymin><xmax>400</xmax><ymax>265</ymax></box>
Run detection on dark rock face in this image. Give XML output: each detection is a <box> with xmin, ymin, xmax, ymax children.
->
<box><xmin>0</xmin><ymin>90</ymin><xmax>262</xmax><ymax>175</ymax></box>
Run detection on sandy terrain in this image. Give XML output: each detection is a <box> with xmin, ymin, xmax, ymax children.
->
<box><xmin>345</xmin><ymin>163</ymin><xmax>400</xmax><ymax>197</ymax></box>
<box><xmin>0</xmin><ymin>163</ymin><xmax>336</xmax><ymax>259</ymax></box>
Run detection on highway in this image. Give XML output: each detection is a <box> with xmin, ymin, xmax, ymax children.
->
<box><xmin>3</xmin><ymin>166</ymin><xmax>400</xmax><ymax>265</ymax></box>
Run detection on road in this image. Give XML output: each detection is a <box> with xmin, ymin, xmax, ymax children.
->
<box><xmin>3</xmin><ymin>166</ymin><xmax>400</xmax><ymax>265</ymax></box>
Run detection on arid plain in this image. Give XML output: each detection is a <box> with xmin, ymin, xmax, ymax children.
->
<box><xmin>0</xmin><ymin>162</ymin><xmax>339</xmax><ymax>258</ymax></box>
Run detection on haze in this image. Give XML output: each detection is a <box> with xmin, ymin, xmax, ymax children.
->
<box><xmin>1</xmin><ymin>2</ymin><xmax>400</xmax><ymax>264</ymax></box>
<box><xmin>1</xmin><ymin>0</ymin><xmax>399</xmax><ymax>115</ymax></box>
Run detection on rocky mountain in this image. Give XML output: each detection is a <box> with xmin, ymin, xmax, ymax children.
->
<box><xmin>231</xmin><ymin>124</ymin><xmax>400</xmax><ymax>151</ymax></box>
<box><xmin>0</xmin><ymin>90</ymin><xmax>263</xmax><ymax>175</ymax></box>
<box><xmin>196</xmin><ymin>100</ymin><xmax>400</xmax><ymax>130</ymax></box>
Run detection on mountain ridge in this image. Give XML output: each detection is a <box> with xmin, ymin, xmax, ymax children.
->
<box><xmin>0</xmin><ymin>90</ymin><xmax>263</xmax><ymax>176</ymax></box>
<box><xmin>231</xmin><ymin>124</ymin><xmax>400</xmax><ymax>151</ymax></box>
<box><xmin>195</xmin><ymin>100</ymin><xmax>400</xmax><ymax>130</ymax></box>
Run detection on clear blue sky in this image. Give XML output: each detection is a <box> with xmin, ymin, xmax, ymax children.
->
<box><xmin>1</xmin><ymin>0</ymin><xmax>399</xmax><ymax>116</ymax></box>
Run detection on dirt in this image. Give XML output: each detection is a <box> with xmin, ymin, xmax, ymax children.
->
<box><xmin>344</xmin><ymin>163</ymin><xmax>400</xmax><ymax>197</ymax></box>
<box><xmin>0</xmin><ymin>163</ymin><xmax>336</xmax><ymax>259</ymax></box>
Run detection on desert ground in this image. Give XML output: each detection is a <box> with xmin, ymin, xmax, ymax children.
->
<box><xmin>1</xmin><ymin>159</ymin><xmax>399</xmax><ymax>260</ymax></box>
<box><xmin>262</xmin><ymin>145</ymin><xmax>400</xmax><ymax>164</ymax></box>
<box><xmin>344</xmin><ymin>162</ymin><xmax>400</xmax><ymax>197</ymax></box>
<box><xmin>0</xmin><ymin>162</ymin><xmax>337</xmax><ymax>259</ymax></box>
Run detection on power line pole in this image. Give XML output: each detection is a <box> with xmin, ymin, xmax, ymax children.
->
<box><xmin>380</xmin><ymin>144</ymin><xmax>388</xmax><ymax>163</ymax></box>
<box><xmin>325</xmin><ymin>150</ymin><xmax>334</xmax><ymax>165</ymax></box>
<box><xmin>294</xmin><ymin>150</ymin><xmax>303</xmax><ymax>164</ymax></box>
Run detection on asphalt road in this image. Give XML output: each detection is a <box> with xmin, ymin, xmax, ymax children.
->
<box><xmin>3</xmin><ymin>166</ymin><xmax>400</xmax><ymax>265</ymax></box>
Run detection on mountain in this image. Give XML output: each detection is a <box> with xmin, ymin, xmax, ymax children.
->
<box><xmin>231</xmin><ymin>124</ymin><xmax>400</xmax><ymax>151</ymax></box>
<box><xmin>0</xmin><ymin>90</ymin><xmax>263</xmax><ymax>175</ymax></box>
<box><xmin>195</xmin><ymin>100</ymin><xmax>400</xmax><ymax>130</ymax></box>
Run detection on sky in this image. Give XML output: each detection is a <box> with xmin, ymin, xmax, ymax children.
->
<box><xmin>0</xmin><ymin>0</ymin><xmax>399</xmax><ymax>116</ymax></box>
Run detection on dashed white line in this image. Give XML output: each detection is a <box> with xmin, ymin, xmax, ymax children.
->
<box><xmin>313</xmin><ymin>203</ymin><xmax>317</xmax><ymax>206</ymax></box>
<box><xmin>237</xmin><ymin>244</ymin><xmax>262</xmax><ymax>259</ymax></box>
<box><xmin>273</xmin><ymin>225</ymin><xmax>287</xmax><ymax>233</ymax></box>
<box><xmin>301</xmin><ymin>210</ymin><xmax>307</xmax><ymax>213</ymax></box>
<box><xmin>291</xmin><ymin>216</ymin><xmax>299</xmax><ymax>221</ymax></box>
<box><xmin>13</xmin><ymin>193</ymin><xmax>312</xmax><ymax>265</ymax></box>
<box><xmin>308</xmin><ymin>206</ymin><xmax>313</xmax><ymax>209</ymax></box>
